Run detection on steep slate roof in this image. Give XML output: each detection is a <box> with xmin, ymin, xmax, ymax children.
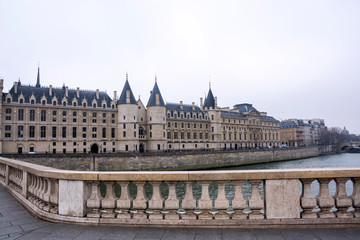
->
<box><xmin>6</xmin><ymin>83</ymin><xmax>112</xmax><ymax>106</ymax></box>
<box><xmin>118</xmin><ymin>78</ymin><xmax>137</xmax><ymax>104</ymax></box>
<box><xmin>166</xmin><ymin>102</ymin><xmax>206</xmax><ymax>118</ymax></box>
<box><xmin>147</xmin><ymin>81</ymin><xmax>165</xmax><ymax>107</ymax></box>
<box><xmin>220</xmin><ymin>111</ymin><xmax>245</xmax><ymax>118</ymax></box>
<box><xmin>203</xmin><ymin>88</ymin><xmax>215</xmax><ymax>108</ymax></box>
<box><xmin>280</xmin><ymin>121</ymin><xmax>298</xmax><ymax>128</ymax></box>
<box><xmin>260</xmin><ymin>116</ymin><xmax>279</xmax><ymax>122</ymax></box>
<box><xmin>233</xmin><ymin>103</ymin><xmax>257</xmax><ymax>113</ymax></box>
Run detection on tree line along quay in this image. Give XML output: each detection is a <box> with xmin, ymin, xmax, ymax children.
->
<box><xmin>0</xmin><ymin>68</ymin><xmax>358</xmax><ymax>156</ymax></box>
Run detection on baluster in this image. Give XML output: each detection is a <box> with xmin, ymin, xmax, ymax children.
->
<box><xmin>351</xmin><ymin>177</ymin><xmax>360</xmax><ymax>218</ymax></box>
<box><xmin>116</xmin><ymin>181</ymin><xmax>131</xmax><ymax>219</ymax></box>
<box><xmin>232</xmin><ymin>180</ymin><xmax>247</xmax><ymax>220</ymax></box>
<box><xmin>21</xmin><ymin>171</ymin><xmax>28</xmax><ymax>198</ymax></box>
<box><xmin>198</xmin><ymin>181</ymin><xmax>212</xmax><ymax>219</ymax></box>
<box><xmin>38</xmin><ymin>178</ymin><xmax>48</xmax><ymax>209</ymax></box>
<box><xmin>42</xmin><ymin>178</ymin><xmax>51</xmax><ymax>212</ymax></box>
<box><xmin>49</xmin><ymin>179</ymin><xmax>59</xmax><ymax>214</ymax></box>
<box><xmin>335</xmin><ymin>178</ymin><xmax>353</xmax><ymax>218</ymax></box>
<box><xmin>215</xmin><ymin>181</ymin><xmax>230</xmax><ymax>219</ymax></box>
<box><xmin>101</xmin><ymin>181</ymin><xmax>117</xmax><ymax>218</ymax></box>
<box><xmin>248</xmin><ymin>180</ymin><xmax>264</xmax><ymax>219</ymax></box>
<box><xmin>164</xmin><ymin>181</ymin><xmax>179</xmax><ymax>220</ymax></box>
<box><xmin>301</xmin><ymin>179</ymin><xmax>318</xmax><ymax>218</ymax></box>
<box><xmin>87</xmin><ymin>181</ymin><xmax>102</xmax><ymax>217</ymax></box>
<box><xmin>148</xmin><ymin>181</ymin><xmax>163</xmax><ymax>220</ymax></box>
<box><xmin>181</xmin><ymin>181</ymin><xmax>196</xmax><ymax>220</ymax></box>
<box><xmin>132</xmin><ymin>181</ymin><xmax>147</xmax><ymax>219</ymax></box>
<box><xmin>317</xmin><ymin>178</ymin><xmax>336</xmax><ymax>218</ymax></box>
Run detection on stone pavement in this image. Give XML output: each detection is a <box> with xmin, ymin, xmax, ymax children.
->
<box><xmin>0</xmin><ymin>187</ymin><xmax>359</xmax><ymax>240</ymax></box>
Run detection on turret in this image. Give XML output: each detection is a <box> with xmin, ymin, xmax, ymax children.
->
<box><xmin>146</xmin><ymin>77</ymin><xmax>167</xmax><ymax>151</ymax></box>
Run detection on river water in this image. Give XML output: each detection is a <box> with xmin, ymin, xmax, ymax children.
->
<box><xmin>215</xmin><ymin>153</ymin><xmax>360</xmax><ymax>170</ymax></box>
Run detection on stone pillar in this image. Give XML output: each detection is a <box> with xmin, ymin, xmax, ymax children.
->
<box><xmin>21</xmin><ymin>171</ymin><xmax>28</xmax><ymax>198</ymax></box>
<box><xmin>87</xmin><ymin>181</ymin><xmax>102</xmax><ymax>217</ymax></box>
<box><xmin>101</xmin><ymin>182</ymin><xmax>117</xmax><ymax>218</ymax></box>
<box><xmin>59</xmin><ymin>180</ymin><xmax>88</xmax><ymax>217</ymax></box>
<box><xmin>265</xmin><ymin>179</ymin><xmax>300</xmax><ymax>219</ymax></box>
<box><xmin>335</xmin><ymin>178</ymin><xmax>353</xmax><ymax>218</ymax></box>
<box><xmin>317</xmin><ymin>178</ymin><xmax>336</xmax><ymax>218</ymax></box>
<box><xmin>352</xmin><ymin>178</ymin><xmax>360</xmax><ymax>218</ymax></box>
<box><xmin>148</xmin><ymin>181</ymin><xmax>163</xmax><ymax>220</ymax></box>
<box><xmin>300</xmin><ymin>179</ymin><xmax>318</xmax><ymax>218</ymax></box>
<box><xmin>248</xmin><ymin>180</ymin><xmax>264</xmax><ymax>219</ymax></box>
<box><xmin>198</xmin><ymin>181</ymin><xmax>212</xmax><ymax>219</ymax></box>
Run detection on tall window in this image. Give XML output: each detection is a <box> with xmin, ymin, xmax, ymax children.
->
<box><xmin>52</xmin><ymin>127</ymin><xmax>57</xmax><ymax>138</ymax></box>
<box><xmin>18</xmin><ymin>126</ymin><xmax>24</xmax><ymax>138</ymax></box>
<box><xmin>111</xmin><ymin>128</ymin><xmax>115</xmax><ymax>138</ymax></box>
<box><xmin>41</xmin><ymin>126</ymin><xmax>46</xmax><ymax>138</ymax></box>
<box><xmin>41</xmin><ymin>110</ymin><xmax>46</xmax><ymax>121</ymax></box>
<box><xmin>30</xmin><ymin>110</ymin><xmax>35</xmax><ymax>121</ymax></box>
<box><xmin>62</xmin><ymin>127</ymin><xmax>67</xmax><ymax>138</ymax></box>
<box><xmin>18</xmin><ymin>109</ymin><xmax>24</xmax><ymax>121</ymax></box>
<box><xmin>73</xmin><ymin>127</ymin><xmax>77</xmax><ymax>138</ymax></box>
<box><xmin>29</xmin><ymin>126</ymin><xmax>35</xmax><ymax>138</ymax></box>
<box><xmin>102</xmin><ymin>128</ymin><xmax>106</xmax><ymax>138</ymax></box>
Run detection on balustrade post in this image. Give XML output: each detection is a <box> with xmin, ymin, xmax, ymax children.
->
<box><xmin>101</xmin><ymin>182</ymin><xmax>117</xmax><ymax>218</ymax></box>
<box><xmin>317</xmin><ymin>178</ymin><xmax>336</xmax><ymax>218</ymax></box>
<box><xmin>87</xmin><ymin>181</ymin><xmax>102</xmax><ymax>217</ymax></box>
<box><xmin>248</xmin><ymin>180</ymin><xmax>264</xmax><ymax>219</ymax></box>
<box><xmin>232</xmin><ymin>180</ymin><xmax>247</xmax><ymax>220</ymax></box>
<box><xmin>49</xmin><ymin>179</ymin><xmax>59</xmax><ymax>214</ymax></box>
<box><xmin>116</xmin><ymin>181</ymin><xmax>131</xmax><ymax>219</ymax></box>
<box><xmin>214</xmin><ymin>181</ymin><xmax>229</xmax><ymax>219</ymax></box>
<box><xmin>335</xmin><ymin>178</ymin><xmax>353</xmax><ymax>218</ymax></box>
<box><xmin>300</xmin><ymin>179</ymin><xmax>318</xmax><ymax>218</ymax></box>
<box><xmin>59</xmin><ymin>180</ymin><xmax>87</xmax><ymax>217</ymax></box>
<box><xmin>132</xmin><ymin>181</ymin><xmax>147</xmax><ymax>219</ymax></box>
<box><xmin>148</xmin><ymin>181</ymin><xmax>163</xmax><ymax>220</ymax></box>
<box><xmin>21</xmin><ymin>171</ymin><xmax>28</xmax><ymax>198</ymax></box>
<box><xmin>352</xmin><ymin>178</ymin><xmax>360</xmax><ymax>218</ymax></box>
<box><xmin>164</xmin><ymin>181</ymin><xmax>179</xmax><ymax>220</ymax></box>
<box><xmin>198</xmin><ymin>181</ymin><xmax>212</xmax><ymax>219</ymax></box>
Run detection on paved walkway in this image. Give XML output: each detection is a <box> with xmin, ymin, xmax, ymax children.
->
<box><xmin>0</xmin><ymin>187</ymin><xmax>359</xmax><ymax>240</ymax></box>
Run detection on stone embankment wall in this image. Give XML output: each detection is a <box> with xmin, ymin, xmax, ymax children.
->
<box><xmin>2</xmin><ymin>147</ymin><xmax>319</xmax><ymax>171</ymax></box>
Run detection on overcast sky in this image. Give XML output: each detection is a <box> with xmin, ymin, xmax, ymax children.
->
<box><xmin>1</xmin><ymin>0</ymin><xmax>359</xmax><ymax>134</ymax></box>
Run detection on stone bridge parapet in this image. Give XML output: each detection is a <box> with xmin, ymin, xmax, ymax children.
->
<box><xmin>0</xmin><ymin>157</ymin><xmax>359</xmax><ymax>228</ymax></box>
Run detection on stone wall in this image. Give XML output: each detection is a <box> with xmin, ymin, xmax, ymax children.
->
<box><xmin>2</xmin><ymin>147</ymin><xmax>319</xmax><ymax>171</ymax></box>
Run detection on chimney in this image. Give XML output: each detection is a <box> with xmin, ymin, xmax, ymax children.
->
<box><xmin>215</xmin><ymin>97</ymin><xmax>217</xmax><ymax>108</ymax></box>
<box><xmin>96</xmin><ymin>89</ymin><xmax>99</xmax><ymax>99</ymax></box>
<box><xmin>180</xmin><ymin>101</ymin><xmax>183</xmax><ymax>110</ymax></box>
<box><xmin>76</xmin><ymin>87</ymin><xmax>80</xmax><ymax>98</ymax></box>
<box><xmin>65</xmin><ymin>86</ymin><xmax>69</xmax><ymax>97</ymax></box>
<box><xmin>49</xmin><ymin>85</ymin><xmax>53</xmax><ymax>96</ymax></box>
<box><xmin>200</xmin><ymin>97</ymin><xmax>203</xmax><ymax>109</ymax></box>
<box><xmin>192</xmin><ymin>102</ymin><xmax>195</xmax><ymax>111</ymax></box>
<box><xmin>113</xmin><ymin>90</ymin><xmax>117</xmax><ymax>100</ymax></box>
<box><xmin>14</xmin><ymin>82</ymin><xmax>18</xmax><ymax>94</ymax></box>
<box><xmin>156</xmin><ymin>94</ymin><xmax>159</xmax><ymax>105</ymax></box>
<box><xmin>126</xmin><ymin>90</ymin><xmax>130</xmax><ymax>103</ymax></box>
<box><xmin>0</xmin><ymin>79</ymin><xmax>3</xmax><ymax>90</ymax></box>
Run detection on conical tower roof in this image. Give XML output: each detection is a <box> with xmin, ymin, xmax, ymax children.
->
<box><xmin>118</xmin><ymin>74</ymin><xmax>137</xmax><ymax>104</ymax></box>
<box><xmin>147</xmin><ymin>78</ymin><xmax>165</xmax><ymax>107</ymax></box>
<box><xmin>203</xmin><ymin>88</ymin><xmax>215</xmax><ymax>108</ymax></box>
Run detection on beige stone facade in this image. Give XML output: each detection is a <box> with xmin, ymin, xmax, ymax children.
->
<box><xmin>0</xmin><ymin>71</ymin><xmax>280</xmax><ymax>154</ymax></box>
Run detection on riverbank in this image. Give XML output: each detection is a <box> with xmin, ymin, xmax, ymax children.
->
<box><xmin>1</xmin><ymin>146</ymin><xmax>319</xmax><ymax>171</ymax></box>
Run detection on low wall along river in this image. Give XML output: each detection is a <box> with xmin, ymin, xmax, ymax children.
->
<box><xmin>2</xmin><ymin>147</ymin><xmax>320</xmax><ymax>171</ymax></box>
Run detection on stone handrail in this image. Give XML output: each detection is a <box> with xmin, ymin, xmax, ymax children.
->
<box><xmin>0</xmin><ymin>156</ymin><xmax>359</xmax><ymax>227</ymax></box>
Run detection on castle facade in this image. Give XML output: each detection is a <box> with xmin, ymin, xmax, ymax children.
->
<box><xmin>0</xmin><ymin>68</ymin><xmax>280</xmax><ymax>154</ymax></box>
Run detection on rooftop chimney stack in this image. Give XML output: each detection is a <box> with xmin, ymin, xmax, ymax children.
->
<box><xmin>113</xmin><ymin>91</ymin><xmax>117</xmax><ymax>100</ymax></box>
<box><xmin>49</xmin><ymin>85</ymin><xmax>53</xmax><ymax>96</ymax></box>
<box><xmin>14</xmin><ymin>82</ymin><xmax>18</xmax><ymax>94</ymax></box>
<box><xmin>76</xmin><ymin>87</ymin><xmax>80</xmax><ymax>98</ymax></box>
<box><xmin>65</xmin><ymin>86</ymin><xmax>69</xmax><ymax>97</ymax></box>
<box><xmin>192</xmin><ymin>102</ymin><xmax>195</xmax><ymax>111</ymax></box>
<box><xmin>215</xmin><ymin>97</ymin><xmax>217</xmax><ymax>108</ymax></box>
<box><xmin>180</xmin><ymin>101</ymin><xmax>183</xmax><ymax>110</ymax></box>
<box><xmin>200</xmin><ymin>97</ymin><xmax>203</xmax><ymax>109</ymax></box>
<box><xmin>96</xmin><ymin>89</ymin><xmax>99</xmax><ymax>99</ymax></box>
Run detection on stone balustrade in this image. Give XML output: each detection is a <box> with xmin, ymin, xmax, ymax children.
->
<box><xmin>0</xmin><ymin>156</ymin><xmax>359</xmax><ymax>227</ymax></box>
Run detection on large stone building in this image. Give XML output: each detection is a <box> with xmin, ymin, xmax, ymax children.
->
<box><xmin>0</xmin><ymin>69</ymin><xmax>280</xmax><ymax>154</ymax></box>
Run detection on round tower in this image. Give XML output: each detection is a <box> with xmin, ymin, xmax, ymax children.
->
<box><xmin>146</xmin><ymin>78</ymin><xmax>166</xmax><ymax>152</ymax></box>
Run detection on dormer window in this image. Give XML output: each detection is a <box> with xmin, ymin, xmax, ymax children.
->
<box><xmin>19</xmin><ymin>99</ymin><xmax>23</xmax><ymax>104</ymax></box>
<box><xmin>83</xmin><ymin>103</ymin><xmax>86</xmax><ymax>107</ymax></box>
<box><xmin>7</xmin><ymin>98</ymin><xmax>11</xmax><ymax>103</ymax></box>
<box><xmin>73</xmin><ymin>102</ymin><xmax>77</xmax><ymax>107</ymax></box>
<box><xmin>102</xmin><ymin>104</ymin><xmax>106</xmax><ymax>109</ymax></box>
<box><xmin>53</xmin><ymin>101</ymin><xmax>57</xmax><ymax>105</ymax></box>
<box><xmin>63</xmin><ymin>101</ymin><xmax>66</xmax><ymax>106</ymax></box>
<box><xmin>42</xmin><ymin>100</ymin><xmax>46</xmax><ymax>105</ymax></box>
<box><xmin>93</xmin><ymin>103</ymin><xmax>96</xmax><ymax>108</ymax></box>
<box><xmin>31</xmin><ymin>99</ymin><xmax>35</xmax><ymax>104</ymax></box>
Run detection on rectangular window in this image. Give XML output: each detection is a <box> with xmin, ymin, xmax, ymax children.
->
<box><xmin>52</xmin><ymin>127</ymin><xmax>57</xmax><ymax>138</ymax></box>
<box><xmin>83</xmin><ymin>112</ymin><xmax>87</xmax><ymax>117</ymax></box>
<box><xmin>167</xmin><ymin>132</ymin><xmax>171</xmax><ymax>139</ymax></box>
<box><xmin>134</xmin><ymin>131</ymin><xmax>136</xmax><ymax>137</ymax></box>
<box><xmin>111</xmin><ymin>128</ymin><xmax>115</xmax><ymax>138</ymax></box>
<box><xmin>53</xmin><ymin>111</ymin><xmax>57</xmax><ymax>116</ymax></box>
<box><xmin>41</xmin><ymin>110</ymin><xmax>46</xmax><ymax>121</ymax></box>
<box><xmin>41</xmin><ymin>126</ymin><xmax>46</xmax><ymax>138</ymax></box>
<box><xmin>205</xmin><ymin>132</ymin><xmax>208</xmax><ymax>139</ymax></box>
<box><xmin>193</xmin><ymin>132</ymin><xmax>197</xmax><ymax>139</ymax></box>
<box><xmin>150</xmin><ymin>132</ymin><xmax>152</xmax><ymax>138</ymax></box>
<box><xmin>30</xmin><ymin>110</ymin><xmax>35</xmax><ymax>121</ymax></box>
<box><xmin>29</xmin><ymin>126</ymin><xmax>35</xmax><ymax>138</ymax></box>
<box><xmin>102</xmin><ymin>128</ymin><xmax>106</xmax><ymax>138</ymax></box>
<box><xmin>187</xmin><ymin>132</ymin><xmax>191</xmax><ymax>139</ymax></box>
<box><xmin>102</xmin><ymin>113</ymin><xmax>106</xmax><ymax>118</ymax></box>
<box><xmin>62</xmin><ymin>111</ymin><xmax>67</xmax><ymax>116</ymax></box>
<box><xmin>62</xmin><ymin>127</ymin><xmax>67</xmax><ymax>138</ymax></box>
<box><xmin>123</xmin><ymin>124</ymin><xmax>126</xmax><ymax>129</ymax></box>
<box><xmin>181</xmin><ymin>132</ymin><xmax>184</xmax><ymax>139</ymax></box>
<box><xmin>18</xmin><ymin>126</ymin><xmax>24</xmax><ymax>138</ymax></box>
<box><xmin>200</xmin><ymin>133</ymin><xmax>203</xmax><ymax>139</ymax></box>
<box><xmin>92</xmin><ymin>112</ymin><xmax>97</xmax><ymax>117</ymax></box>
<box><xmin>174</xmin><ymin>132</ymin><xmax>178</xmax><ymax>139</ymax></box>
<box><xmin>73</xmin><ymin>111</ymin><xmax>77</xmax><ymax>117</ymax></box>
<box><xmin>18</xmin><ymin>109</ymin><xmax>24</xmax><ymax>121</ymax></box>
<box><xmin>73</xmin><ymin>127</ymin><xmax>77</xmax><ymax>138</ymax></box>
<box><xmin>5</xmin><ymin>109</ymin><xmax>11</xmax><ymax>114</ymax></box>
<box><xmin>123</xmin><ymin>131</ymin><xmax>126</xmax><ymax>137</ymax></box>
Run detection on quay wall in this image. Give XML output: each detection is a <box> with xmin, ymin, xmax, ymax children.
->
<box><xmin>2</xmin><ymin>147</ymin><xmax>319</xmax><ymax>171</ymax></box>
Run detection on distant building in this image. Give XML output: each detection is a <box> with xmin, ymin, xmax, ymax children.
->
<box><xmin>280</xmin><ymin>118</ymin><xmax>326</xmax><ymax>147</ymax></box>
<box><xmin>0</xmin><ymin>68</ymin><xmax>280</xmax><ymax>154</ymax></box>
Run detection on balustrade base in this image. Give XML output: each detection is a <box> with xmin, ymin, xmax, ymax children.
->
<box><xmin>215</xmin><ymin>210</ymin><xmax>230</xmax><ymax>220</ymax></box>
<box><xmin>133</xmin><ymin>212</ymin><xmax>147</xmax><ymax>219</ymax></box>
<box><xmin>198</xmin><ymin>212</ymin><xmax>212</xmax><ymax>220</ymax></box>
<box><xmin>181</xmin><ymin>212</ymin><xmax>197</xmax><ymax>220</ymax></box>
<box><xmin>116</xmin><ymin>212</ymin><xmax>131</xmax><ymax>219</ymax></box>
<box><xmin>148</xmin><ymin>210</ymin><xmax>163</xmax><ymax>220</ymax></box>
<box><xmin>164</xmin><ymin>210</ymin><xmax>180</xmax><ymax>220</ymax></box>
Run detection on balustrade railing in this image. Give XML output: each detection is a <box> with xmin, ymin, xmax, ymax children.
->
<box><xmin>0</xmin><ymin>156</ymin><xmax>359</xmax><ymax>227</ymax></box>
